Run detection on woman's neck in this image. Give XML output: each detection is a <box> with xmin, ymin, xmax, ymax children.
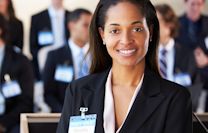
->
<box><xmin>112</xmin><ymin>60</ymin><xmax>145</xmax><ymax>88</ymax></box>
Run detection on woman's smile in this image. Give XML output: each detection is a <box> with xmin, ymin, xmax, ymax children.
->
<box><xmin>116</xmin><ymin>48</ymin><xmax>137</xmax><ymax>57</ymax></box>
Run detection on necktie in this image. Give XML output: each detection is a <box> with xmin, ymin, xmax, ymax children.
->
<box><xmin>160</xmin><ymin>49</ymin><xmax>167</xmax><ymax>78</ymax></box>
<box><xmin>77</xmin><ymin>50</ymin><xmax>89</xmax><ymax>78</ymax></box>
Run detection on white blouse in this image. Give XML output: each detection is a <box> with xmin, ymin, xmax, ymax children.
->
<box><xmin>103</xmin><ymin>69</ymin><xmax>144</xmax><ymax>133</ymax></box>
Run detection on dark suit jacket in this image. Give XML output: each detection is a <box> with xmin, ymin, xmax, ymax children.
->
<box><xmin>7</xmin><ymin>18</ymin><xmax>24</xmax><ymax>50</ymax></box>
<box><xmin>43</xmin><ymin>44</ymin><xmax>74</xmax><ymax>112</ymax></box>
<box><xmin>174</xmin><ymin>42</ymin><xmax>202</xmax><ymax>110</ymax></box>
<box><xmin>0</xmin><ymin>45</ymin><xmax>34</xmax><ymax>131</ymax></box>
<box><xmin>30</xmin><ymin>9</ymin><xmax>70</xmax><ymax>80</ymax></box>
<box><xmin>201</xmin><ymin>66</ymin><xmax>208</xmax><ymax>89</ymax></box>
<box><xmin>57</xmin><ymin>67</ymin><xmax>192</xmax><ymax>133</ymax></box>
<box><xmin>176</xmin><ymin>14</ymin><xmax>208</xmax><ymax>90</ymax></box>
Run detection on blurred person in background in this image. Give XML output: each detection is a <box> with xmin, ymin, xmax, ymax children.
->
<box><xmin>176</xmin><ymin>0</ymin><xmax>208</xmax><ymax>111</ymax></box>
<box><xmin>30</xmin><ymin>0</ymin><xmax>70</xmax><ymax>81</ymax></box>
<box><xmin>0</xmin><ymin>14</ymin><xmax>33</xmax><ymax>133</ymax></box>
<box><xmin>43</xmin><ymin>8</ymin><xmax>92</xmax><ymax>112</ymax></box>
<box><xmin>156</xmin><ymin>4</ymin><xmax>202</xmax><ymax>111</ymax></box>
<box><xmin>0</xmin><ymin>0</ymin><xmax>23</xmax><ymax>50</ymax></box>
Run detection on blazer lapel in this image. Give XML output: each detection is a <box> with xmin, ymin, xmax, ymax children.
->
<box><xmin>64</xmin><ymin>10</ymin><xmax>70</xmax><ymax>41</ymax></box>
<box><xmin>119</xmin><ymin>69</ymin><xmax>165</xmax><ymax>133</ymax></box>
<box><xmin>65</xmin><ymin>43</ymin><xmax>76</xmax><ymax>79</ymax></box>
<box><xmin>0</xmin><ymin>46</ymin><xmax>12</xmax><ymax>83</ymax></box>
<box><xmin>46</xmin><ymin>10</ymin><xmax>52</xmax><ymax>31</ymax></box>
<box><xmin>174</xmin><ymin>43</ymin><xmax>189</xmax><ymax>74</ymax></box>
<box><xmin>173</xmin><ymin>43</ymin><xmax>181</xmax><ymax>74</ymax></box>
<box><xmin>65</xmin><ymin>44</ymin><xmax>73</xmax><ymax>64</ymax></box>
<box><xmin>81</xmin><ymin>69</ymin><xmax>110</xmax><ymax>133</ymax></box>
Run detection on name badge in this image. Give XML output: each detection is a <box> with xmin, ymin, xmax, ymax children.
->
<box><xmin>2</xmin><ymin>81</ymin><xmax>22</xmax><ymax>98</ymax></box>
<box><xmin>38</xmin><ymin>31</ymin><xmax>54</xmax><ymax>46</ymax></box>
<box><xmin>174</xmin><ymin>73</ymin><xmax>192</xmax><ymax>87</ymax></box>
<box><xmin>68</xmin><ymin>114</ymin><xmax>97</xmax><ymax>133</ymax></box>
<box><xmin>54</xmin><ymin>65</ymin><xmax>73</xmax><ymax>83</ymax></box>
<box><xmin>205</xmin><ymin>36</ymin><xmax>208</xmax><ymax>50</ymax></box>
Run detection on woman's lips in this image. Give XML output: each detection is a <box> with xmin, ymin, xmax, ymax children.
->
<box><xmin>117</xmin><ymin>49</ymin><xmax>136</xmax><ymax>57</ymax></box>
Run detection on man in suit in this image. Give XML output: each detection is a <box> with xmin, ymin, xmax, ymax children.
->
<box><xmin>156</xmin><ymin>4</ymin><xmax>202</xmax><ymax>111</ymax></box>
<box><xmin>30</xmin><ymin>0</ymin><xmax>70</xmax><ymax>80</ymax></box>
<box><xmin>0</xmin><ymin>14</ymin><xmax>34</xmax><ymax>133</ymax></box>
<box><xmin>43</xmin><ymin>8</ymin><xmax>92</xmax><ymax>112</ymax></box>
<box><xmin>176</xmin><ymin>0</ymin><xmax>208</xmax><ymax>111</ymax></box>
<box><xmin>177</xmin><ymin>0</ymin><xmax>208</xmax><ymax>51</ymax></box>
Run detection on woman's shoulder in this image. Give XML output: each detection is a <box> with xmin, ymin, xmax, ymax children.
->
<box><xmin>145</xmin><ymin>69</ymin><xmax>190</xmax><ymax>99</ymax></box>
<box><xmin>159</xmin><ymin>77</ymin><xmax>191</xmax><ymax>100</ymax></box>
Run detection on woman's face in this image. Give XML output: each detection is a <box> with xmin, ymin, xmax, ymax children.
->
<box><xmin>0</xmin><ymin>0</ymin><xmax>9</xmax><ymax>15</ymax></box>
<box><xmin>99</xmin><ymin>2</ymin><xmax>151</xmax><ymax>67</ymax></box>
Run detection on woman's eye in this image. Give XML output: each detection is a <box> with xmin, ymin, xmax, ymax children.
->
<box><xmin>109</xmin><ymin>29</ymin><xmax>120</xmax><ymax>34</ymax></box>
<box><xmin>133</xmin><ymin>27</ymin><xmax>143</xmax><ymax>32</ymax></box>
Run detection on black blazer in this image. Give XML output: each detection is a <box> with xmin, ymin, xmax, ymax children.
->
<box><xmin>30</xmin><ymin>9</ymin><xmax>70</xmax><ymax>80</ymax></box>
<box><xmin>57</xmin><ymin>68</ymin><xmax>192</xmax><ymax>133</ymax></box>
<box><xmin>0</xmin><ymin>45</ymin><xmax>34</xmax><ymax>130</ymax></box>
<box><xmin>7</xmin><ymin>18</ymin><xmax>24</xmax><ymax>50</ymax></box>
<box><xmin>174</xmin><ymin>42</ymin><xmax>197</xmax><ymax>77</ymax></box>
<box><xmin>43</xmin><ymin>44</ymin><xmax>74</xmax><ymax>112</ymax></box>
<box><xmin>174</xmin><ymin>42</ymin><xmax>202</xmax><ymax>109</ymax></box>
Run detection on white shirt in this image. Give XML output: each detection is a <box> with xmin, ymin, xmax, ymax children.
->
<box><xmin>48</xmin><ymin>5</ymin><xmax>65</xmax><ymax>47</ymax></box>
<box><xmin>103</xmin><ymin>69</ymin><xmax>144</xmax><ymax>133</ymax></box>
<box><xmin>158</xmin><ymin>38</ymin><xmax>175</xmax><ymax>82</ymax></box>
<box><xmin>68</xmin><ymin>39</ymin><xmax>90</xmax><ymax>79</ymax></box>
<box><xmin>0</xmin><ymin>45</ymin><xmax>5</xmax><ymax>73</ymax></box>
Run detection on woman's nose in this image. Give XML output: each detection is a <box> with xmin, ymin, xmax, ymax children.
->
<box><xmin>120</xmin><ymin>31</ymin><xmax>133</xmax><ymax>45</ymax></box>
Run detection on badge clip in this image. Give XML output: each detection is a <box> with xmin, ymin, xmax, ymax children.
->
<box><xmin>4</xmin><ymin>74</ymin><xmax>11</xmax><ymax>83</ymax></box>
<box><xmin>80</xmin><ymin>107</ymin><xmax>88</xmax><ymax>119</ymax></box>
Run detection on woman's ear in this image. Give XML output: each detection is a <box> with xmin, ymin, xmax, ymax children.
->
<box><xmin>98</xmin><ymin>27</ymin><xmax>105</xmax><ymax>41</ymax></box>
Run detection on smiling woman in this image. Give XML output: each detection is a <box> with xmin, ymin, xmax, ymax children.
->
<box><xmin>57</xmin><ymin>0</ymin><xmax>192</xmax><ymax>133</ymax></box>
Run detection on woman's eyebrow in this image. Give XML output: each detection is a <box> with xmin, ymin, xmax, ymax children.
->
<box><xmin>131</xmin><ymin>21</ymin><xmax>143</xmax><ymax>25</ymax></box>
<box><xmin>109</xmin><ymin>23</ymin><xmax>120</xmax><ymax>26</ymax></box>
<box><xmin>108</xmin><ymin>20</ymin><xmax>143</xmax><ymax>26</ymax></box>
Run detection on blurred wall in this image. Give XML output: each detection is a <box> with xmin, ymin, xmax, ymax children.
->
<box><xmin>12</xmin><ymin>0</ymin><xmax>208</xmax><ymax>57</ymax></box>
